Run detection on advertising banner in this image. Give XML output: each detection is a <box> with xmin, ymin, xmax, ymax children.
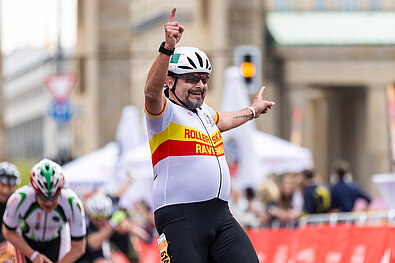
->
<box><xmin>137</xmin><ymin>225</ymin><xmax>395</xmax><ymax>263</ymax></box>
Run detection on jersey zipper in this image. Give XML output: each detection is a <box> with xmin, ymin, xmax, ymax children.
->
<box><xmin>42</xmin><ymin>212</ymin><xmax>47</xmax><ymax>241</ymax></box>
<box><xmin>194</xmin><ymin>111</ymin><xmax>223</xmax><ymax>198</ymax></box>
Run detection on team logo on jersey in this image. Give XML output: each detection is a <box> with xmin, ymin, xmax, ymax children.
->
<box><xmin>53</xmin><ymin>216</ymin><xmax>60</xmax><ymax>222</ymax></box>
<box><xmin>35</xmin><ymin>213</ymin><xmax>41</xmax><ymax>230</ymax></box>
<box><xmin>204</xmin><ymin>113</ymin><xmax>214</xmax><ymax>127</ymax></box>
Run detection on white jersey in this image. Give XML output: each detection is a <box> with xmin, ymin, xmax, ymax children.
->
<box><xmin>145</xmin><ymin>98</ymin><xmax>231</xmax><ymax>211</ymax></box>
<box><xmin>3</xmin><ymin>185</ymin><xmax>86</xmax><ymax>242</ymax></box>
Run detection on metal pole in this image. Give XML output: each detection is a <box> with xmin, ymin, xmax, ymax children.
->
<box><xmin>56</xmin><ymin>0</ymin><xmax>71</xmax><ymax>164</ymax></box>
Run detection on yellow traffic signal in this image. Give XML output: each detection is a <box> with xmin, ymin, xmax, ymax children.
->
<box><xmin>240</xmin><ymin>61</ymin><xmax>256</xmax><ymax>78</ymax></box>
<box><xmin>234</xmin><ymin>45</ymin><xmax>262</xmax><ymax>93</ymax></box>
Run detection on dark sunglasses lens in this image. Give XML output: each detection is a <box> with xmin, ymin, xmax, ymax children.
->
<box><xmin>38</xmin><ymin>194</ymin><xmax>58</xmax><ymax>201</ymax></box>
<box><xmin>182</xmin><ymin>74</ymin><xmax>209</xmax><ymax>84</ymax></box>
<box><xmin>185</xmin><ymin>77</ymin><xmax>200</xmax><ymax>84</ymax></box>
<box><xmin>0</xmin><ymin>176</ymin><xmax>17</xmax><ymax>185</ymax></box>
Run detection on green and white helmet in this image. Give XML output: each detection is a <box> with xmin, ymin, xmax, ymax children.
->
<box><xmin>168</xmin><ymin>47</ymin><xmax>212</xmax><ymax>75</ymax></box>
<box><xmin>30</xmin><ymin>159</ymin><xmax>64</xmax><ymax>199</ymax></box>
<box><xmin>85</xmin><ymin>193</ymin><xmax>113</xmax><ymax>219</ymax></box>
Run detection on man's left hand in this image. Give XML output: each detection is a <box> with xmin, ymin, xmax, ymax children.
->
<box><xmin>250</xmin><ymin>86</ymin><xmax>275</xmax><ymax>119</ymax></box>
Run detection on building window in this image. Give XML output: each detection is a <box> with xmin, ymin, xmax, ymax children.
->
<box><xmin>275</xmin><ymin>0</ymin><xmax>290</xmax><ymax>11</ymax></box>
<box><xmin>369</xmin><ymin>0</ymin><xmax>379</xmax><ymax>10</ymax></box>
<box><xmin>338</xmin><ymin>0</ymin><xmax>359</xmax><ymax>11</ymax></box>
<box><xmin>316</xmin><ymin>0</ymin><xmax>326</xmax><ymax>10</ymax></box>
<box><xmin>7</xmin><ymin>117</ymin><xmax>44</xmax><ymax>160</ymax></box>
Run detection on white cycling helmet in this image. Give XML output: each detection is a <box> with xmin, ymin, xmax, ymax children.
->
<box><xmin>85</xmin><ymin>193</ymin><xmax>113</xmax><ymax>219</ymax></box>
<box><xmin>0</xmin><ymin>162</ymin><xmax>21</xmax><ymax>185</ymax></box>
<box><xmin>168</xmin><ymin>47</ymin><xmax>212</xmax><ymax>75</ymax></box>
<box><xmin>30</xmin><ymin>159</ymin><xmax>64</xmax><ymax>200</ymax></box>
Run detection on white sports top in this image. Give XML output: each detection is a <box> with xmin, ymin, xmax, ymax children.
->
<box><xmin>145</xmin><ymin>98</ymin><xmax>231</xmax><ymax>211</ymax></box>
<box><xmin>3</xmin><ymin>185</ymin><xmax>86</xmax><ymax>242</ymax></box>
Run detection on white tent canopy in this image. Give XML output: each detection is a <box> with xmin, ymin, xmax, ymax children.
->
<box><xmin>252</xmin><ymin>130</ymin><xmax>313</xmax><ymax>175</ymax></box>
<box><xmin>63</xmin><ymin>142</ymin><xmax>120</xmax><ymax>195</ymax></box>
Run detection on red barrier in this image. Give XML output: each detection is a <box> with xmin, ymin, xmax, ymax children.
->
<box><xmin>138</xmin><ymin>225</ymin><xmax>395</xmax><ymax>263</ymax></box>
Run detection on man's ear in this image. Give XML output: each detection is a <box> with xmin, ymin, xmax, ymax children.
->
<box><xmin>165</xmin><ymin>76</ymin><xmax>174</xmax><ymax>88</ymax></box>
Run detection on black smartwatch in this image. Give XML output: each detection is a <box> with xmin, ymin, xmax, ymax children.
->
<box><xmin>158</xmin><ymin>41</ymin><xmax>175</xmax><ymax>56</ymax></box>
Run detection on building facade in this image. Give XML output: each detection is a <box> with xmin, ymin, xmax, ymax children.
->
<box><xmin>264</xmin><ymin>0</ymin><xmax>395</xmax><ymax>194</ymax></box>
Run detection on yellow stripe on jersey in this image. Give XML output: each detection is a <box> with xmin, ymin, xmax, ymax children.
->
<box><xmin>149</xmin><ymin>122</ymin><xmax>223</xmax><ymax>154</ymax></box>
<box><xmin>145</xmin><ymin>99</ymin><xmax>168</xmax><ymax>118</ymax></box>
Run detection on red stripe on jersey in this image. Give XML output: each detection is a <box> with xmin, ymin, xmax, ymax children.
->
<box><xmin>151</xmin><ymin>140</ymin><xmax>224</xmax><ymax>167</ymax></box>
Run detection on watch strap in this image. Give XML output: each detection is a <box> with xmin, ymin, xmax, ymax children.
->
<box><xmin>159</xmin><ymin>42</ymin><xmax>175</xmax><ymax>56</ymax></box>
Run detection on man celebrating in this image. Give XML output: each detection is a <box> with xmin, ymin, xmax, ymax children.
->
<box><xmin>144</xmin><ymin>7</ymin><xmax>275</xmax><ymax>262</ymax></box>
<box><xmin>2</xmin><ymin>159</ymin><xmax>86</xmax><ymax>263</ymax></box>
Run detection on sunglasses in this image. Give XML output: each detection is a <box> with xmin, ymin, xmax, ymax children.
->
<box><xmin>178</xmin><ymin>73</ymin><xmax>210</xmax><ymax>84</ymax></box>
<box><xmin>0</xmin><ymin>176</ymin><xmax>18</xmax><ymax>185</ymax></box>
<box><xmin>37</xmin><ymin>193</ymin><xmax>59</xmax><ymax>201</ymax></box>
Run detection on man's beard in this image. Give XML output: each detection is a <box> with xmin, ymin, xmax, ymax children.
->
<box><xmin>183</xmin><ymin>90</ymin><xmax>205</xmax><ymax>108</ymax></box>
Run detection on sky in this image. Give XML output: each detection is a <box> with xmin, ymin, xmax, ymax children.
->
<box><xmin>1</xmin><ymin>0</ymin><xmax>77</xmax><ymax>55</ymax></box>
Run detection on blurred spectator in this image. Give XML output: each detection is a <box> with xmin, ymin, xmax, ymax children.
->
<box><xmin>301</xmin><ymin>169</ymin><xmax>331</xmax><ymax>214</ymax></box>
<box><xmin>229</xmin><ymin>187</ymin><xmax>262</xmax><ymax>229</ymax></box>
<box><xmin>265</xmin><ymin>174</ymin><xmax>299</xmax><ymax>228</ymax></box>
<box><xmin>330</xmin><ymin>160</ymin><xmax>371</xmax><ymax>212</ymax></box>
<box><xmin>0</xmin><ymin>162</ymin><xmax>20</xmax><ymax>243</ymax></box>
<box><xmin>256</xmin><ymin>178</ymin><xmax>279</xmax><ymax>227</ymax></box>
<box><xmin>129</xmin><ymin>200</ymin><xmax>156</xmax><ymax>243</ymax></box>
<box><xmin>77</xmin><ymin>191</ymin><xmax>150</xmax><ymax>263</ymax></box>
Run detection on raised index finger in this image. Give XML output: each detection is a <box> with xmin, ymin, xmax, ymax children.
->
<box><xmin>257</xmin><ymin>86</ymin><xmax>266</xmax><ymax>97</ymax></box>
<box><xmin>169</xmin><ymin>7</ymin><xmax>176</xmax><ymax>22</ymax></box>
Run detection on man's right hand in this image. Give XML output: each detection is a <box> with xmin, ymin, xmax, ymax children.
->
<box><xmin>33</xmin><ymin>253</ymin><xmax>53</xmax><ymax>263</ymax></box>
<box><xmin>164</xmin><ymin>7</ymin><xmax>184</xmax><ymax>50</ymax></box>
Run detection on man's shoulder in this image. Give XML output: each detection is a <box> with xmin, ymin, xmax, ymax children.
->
<box><xmin>11</xmin><ymin>185</ymin><xmax>35</xmax><ymax>199</ymax></box>
<box><xmin>60</xmin><ymin>188</ymin><xmax>82</xmax><ymax>204</ymax></box>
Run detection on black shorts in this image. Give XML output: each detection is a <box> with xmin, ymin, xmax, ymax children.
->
<box><xmin>23</xmin><ymin>236</ymin><xmax>60</xmax><ymax>263</ymax></box>
<box><xmin>154</xmin><ymin>198</ymin><xmax>259</xmax><ymax>263</ymax></box>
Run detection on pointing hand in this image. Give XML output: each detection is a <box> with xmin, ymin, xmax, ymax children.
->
<box><xmin>164</xmin><ymin>7</ymin><xmax>184</xmax><ymax>49</ymax></box>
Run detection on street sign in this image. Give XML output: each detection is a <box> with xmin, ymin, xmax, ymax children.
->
<box><xmin>44</xmin><ymin>73</ymin><xmax>78</xmax><ymax>104</ymax></box>
<box><xmin>48</xmin><ymin>99</ymin><xmax>73</xmax><ymax>124</ymax></box>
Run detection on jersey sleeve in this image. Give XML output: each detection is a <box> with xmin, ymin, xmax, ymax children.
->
<box><xmin>207</xmin><ymin>105</ymin><xmax>220</xmax><ymax>125</ymax></box>
<box><xmin>2</xmin><ymin>192</ymin><xmax>24</xmax><ymax>230</ymax></box>
<box><xmin>66</xmin><ymin>192</ymin><xmax>87</xmax><ymax>240</ymax></box>
<box><xmin>145</xmin><ymin>98</ymin><xmax>174</xmax><ymax>133</ymax></box>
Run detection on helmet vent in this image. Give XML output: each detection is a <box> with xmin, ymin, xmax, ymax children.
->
<box><xmin>179</xmin><ymin>66</ymin><xmax>194</xmax><ymax>70</ymax></box>
<box><xmin>195</xmin><ymin>52</ymin><xmax>203</xmax><ymax>68</ymax></box>
<box><xmin>187</xmin><ymin>57</ymin><xmax>197</xmax><ymax>69</ymax></box>
<box><xmin>206</xmin><ymin>58</ymin><xmax>211</xmax><ymax>70</ymax></box>
<box><xmin>38</xmin><ymin>181</ymin><xmax>44</xmax><ymax>188</ymax></box>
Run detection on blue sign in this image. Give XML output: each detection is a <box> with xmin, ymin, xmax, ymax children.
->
<box><xmin>48</xmin><ymin>99</ymin><xmax>73</xmax><ymax>123</ymax></box>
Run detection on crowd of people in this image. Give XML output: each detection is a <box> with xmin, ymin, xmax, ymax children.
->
<box><xmin>229</xmin><ymin>160</ymin><xmax>372</xmax><ymax>229</ymax></box>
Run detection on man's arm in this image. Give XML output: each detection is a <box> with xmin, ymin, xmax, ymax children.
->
<box><xmin>144</xmin><ymin>7</ymin><xmax>184</xmax><ymax>115</ymax></box>
<box><xmin>217</xmin><ymin>86</ymin><xmax>275</xmax><ymax>132</ymax></box>
<box><xmin>87</xmin><ymin>224</ymin><xmax>115</xmax><ymax>250</ymax></box>
<box><xmin>2</xmin><ymin>225</ymin><xmax>52</xmax><ymax>263</ymax></box>
<box><xmin>57</xmin><ymin>238</ymin><xmax>86</xmax><ymax>263</ymax></box>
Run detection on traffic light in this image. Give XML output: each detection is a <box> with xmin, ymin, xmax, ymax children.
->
<box><xmin>234</xmin><ymin>45</ymin><xmax>262</xmax><ymax>94</ymax></box>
